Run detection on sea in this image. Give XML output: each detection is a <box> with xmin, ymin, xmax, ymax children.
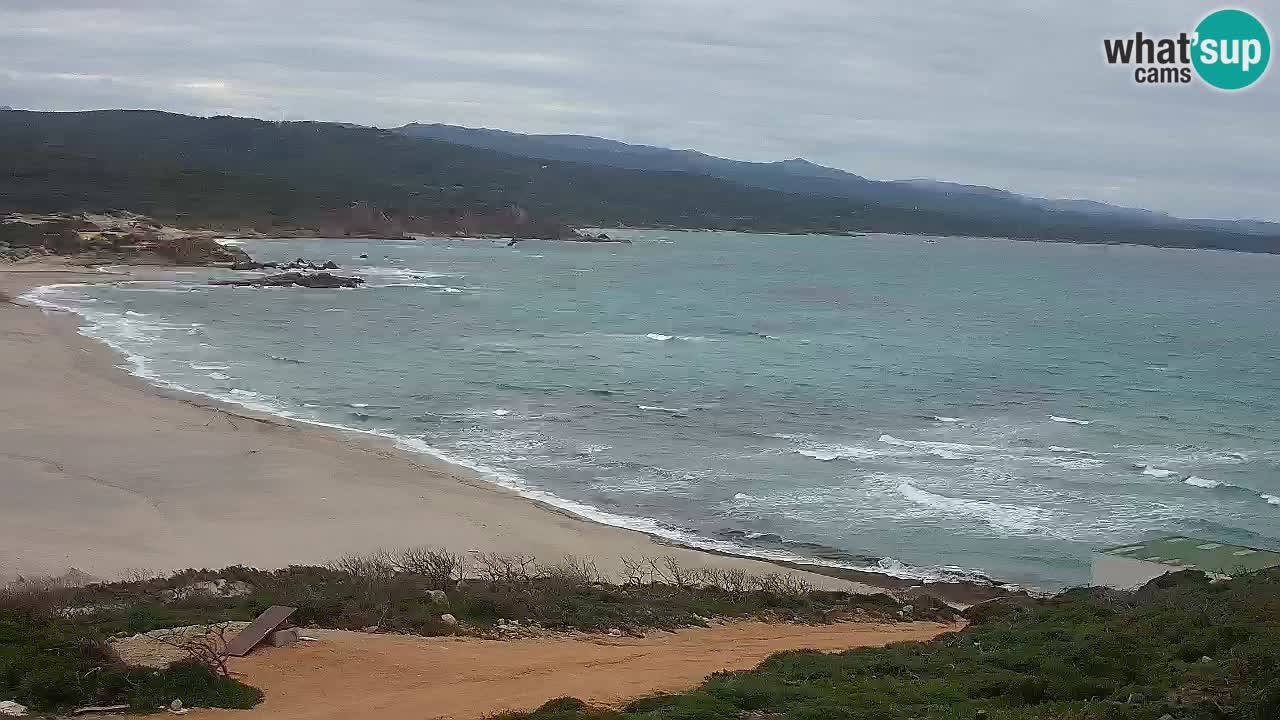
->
<box><xmin>23</xmin><ymin>230</ymin><xmax>1280</xmax><ymax>590</ymax></box>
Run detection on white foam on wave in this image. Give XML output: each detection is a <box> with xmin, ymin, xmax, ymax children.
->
<box><xmin>1184</xmin><ymin>475</ymin><xmax>1223</xmax><ymax>489</ymax></box>
<box><xmin>932</xmin><ymin>416</ymin><xmax>963</xmax><ymax>423</ymax></box>
<box><xmin>207</xmin><ymin>372</ymin><xmax>231</xmax><ymax>380</ymax></box>
<box><xmin>1027</xmin><ymin>455</ymin><xmax>1106</xmax><ymax>470</ymax></box>
<box><xmin>632</xmin><ymin>333</ymin><xmax>713</xmax><ymax>342</ymax></box>
<box><xmin>492</xmin><ymin>409</ymin><xmax>511</xmax><ymax>416</ymax></box>
<box><xmin>1138</xmin><ymin>464</ymin><xmax>1177</xmax><ymax>478</ymax></box>
<box><xmin>376</xmin><ymin>282</ymin><xmax>469</xmax><ymax>292</ymax></box>
<box><xmin>897</xmin><ymin>479</ymin><xmax>1055</xmax><ymax>536</ymax></box>
<box><xmin>351</xmin><ymin>265</ymin><xmax>455</xmax><ymax>279</ymax></box>
<box><xmin>1262</xmin><ymin>494</ymin><xmax>1280</xmax><ymax>506</ymax></box>
<box><xmin>795</xmin><ymin>449</ymin><xmax>841</xmax><ymax>462</ymax></box>
<box><xmin>1048</xmin><ymin>445</ymin><xmax>1094</xmax><ymax>454</ymax></box>
<box><xmin>878</xmin><ymin>434</ymin><xmax>987</xmax><ymax>456</ymax></box>
<box><xmin>638</xmin><ymin>404</ymin><xmax>688</xmax><ymax>414</ymax></box>
<box><xmin>189</xmin><ymin>363</ymin><xmax>229</xmax><ymax>371</ymax></box>
<box><xmin>1048</xmin><ymin>415</ymin><xmax>1091</xmax><ymax>425</ymax></box>
<box><xmin>1131</xmin><ymin>447</ymin><xmax>1251</xmax><ymax>466</ymax></box>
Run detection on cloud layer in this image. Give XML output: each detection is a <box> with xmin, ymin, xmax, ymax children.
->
<box><xmin>2</xmin><ymin>1</ymin><xmax>1277</xmax><ymax>219</ymax></box>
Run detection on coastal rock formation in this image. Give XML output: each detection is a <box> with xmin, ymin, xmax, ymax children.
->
<box><xmin>1</xmin><ymin>212</ymin><xmax>252</xmax><ymax>266</ymax></box>
<box><xmin>232</xmin><ymin>257</ymin><xmax>340</xmax><ymax>271</ymax></box>
<box><xmin>210</xmin><ymin>271</ymin><xmax>364</xmax><ymax>289</ymax></box>
<box><xmin>567</xmin><ymin>232</ymin><xmax>630</xmax><ymax>243</ymax></box>
<box><xmin>164</xmin><ymin>578</ymin><xmax>254</xmax><ymax>602</ymax></box>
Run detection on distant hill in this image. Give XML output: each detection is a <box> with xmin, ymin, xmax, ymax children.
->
<box><xmin>398</xmin><ymin>123</ymin><xmax>1280</xmax><ymax>237</ymax></box>
<box><xmin>2</xmin><ymin>109</ymin><xmax>1278</xmax><ymax>252</ymax></box>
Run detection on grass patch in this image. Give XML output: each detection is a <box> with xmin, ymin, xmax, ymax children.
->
<box><xmin>494</xmin><ymin>568</ymin><xmax>1280</xmax><ymax>720</ymax></box>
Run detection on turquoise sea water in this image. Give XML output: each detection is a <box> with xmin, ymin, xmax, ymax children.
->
<box><xmin>27</xmin><ymin>230</ymin><xmax>1280</xmax><ymax>588</ymax></box>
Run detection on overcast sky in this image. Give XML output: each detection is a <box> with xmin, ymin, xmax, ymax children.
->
<box><xmin>2</xmin><ymin>1</ymin><xmax>1276</xmax><ymax>220</ymax></box>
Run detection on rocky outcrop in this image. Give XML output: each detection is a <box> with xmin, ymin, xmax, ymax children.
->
<box><xmin>163</xmin><ymin>578</ymin><xmax>254</xmax><ymax>602</ymax></box>
<box><xmin>232</xmin><ymin>257</ymin><xmax>340</xmax><ymax>271</ymax></box>
<box><xmin>1</xmin><ymin>212</ymin><xmax>252</xmax><ymax>266</ymax></box>
<box><xmin>210</xmin><ymin>271</ymin><xmax>364</xmax><ymax>289</ymax></box>
<box><xmin>566</xmin><ymin>232</ymin><xmax>630</xmax><ymax>243</ymax></box>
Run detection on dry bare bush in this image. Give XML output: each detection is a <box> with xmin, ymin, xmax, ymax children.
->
<box><xmin>390</xmin><ymin>547</ymin><xmax>466</xmax><ymax>590</ymax></box>
<box><xmin>328</xmin><ymin>550</ymin><xmax>397</xmax><ymax>580</ymax></box>
<box><xmin>616</xmin><ymin>556</ymin><xmax>811</xmax><ymax>597</ymax></box>
<box><xmin>0</xmin><ymin>575</ymin><xmax>76</xmax><ymax>614</ymax></box>
<box><xmin>536</xmin><ymin>555</ymin><xmax>604</xmax><ymax>585</ymax></box>
<box><xmin>119</xmin><ymin>567</ymin><xmax>162</xmax><ymax>585</ymax></box>
<box><xmin>474</xmin><ymin>552</ymin><xmax>537</xmax><ymax>583</ymax></box>
<box><xmin>152</xmin><ymin>623</ymin><xmax>236</xmax><ymax>678</ymax></box>
<box><xmin>755</xmin><ymin>572</ymin><xmax>813</xmax><ymax>596</ymax></box>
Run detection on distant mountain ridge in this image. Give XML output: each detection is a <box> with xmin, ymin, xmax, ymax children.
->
<box><xmin>397</xmin><ymin>123</ymin><xmax>1279</xmax><ymax>235</ymax></box>
<box><xmin>3</xmin><ymin>109</ymin><xmax>1279</xmax><ymax>253</ymax></box>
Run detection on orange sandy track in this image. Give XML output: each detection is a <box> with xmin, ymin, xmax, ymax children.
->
<box><xmin>196</xmin><ymin>621</ymin><xmax>959</xmax><ymax>720</ymax></box>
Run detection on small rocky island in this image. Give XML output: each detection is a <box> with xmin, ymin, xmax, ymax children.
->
<box><xmin>210</xmin><ymin>271</ymin><xmax>363</xmax><ymax>289</ymax></box>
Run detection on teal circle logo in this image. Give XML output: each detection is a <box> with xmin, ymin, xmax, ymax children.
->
<box><xmin>1192</xmin><ymin>9</ymin><xmax>1270</xmax><ymax>90</ymax></box>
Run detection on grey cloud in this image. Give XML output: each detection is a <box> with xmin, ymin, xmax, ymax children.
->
<box><xmin>0</xmin><ymin>0</ymin><xmax>1277</xmax><ymax>219</ymax></box>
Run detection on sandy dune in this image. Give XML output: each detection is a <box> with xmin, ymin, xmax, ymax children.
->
<box><xmin>196</xmin><ymin>621</ymin><xmax>957</xmax><ymax>720</ymax></box>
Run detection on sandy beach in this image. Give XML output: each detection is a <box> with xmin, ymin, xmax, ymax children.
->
<box><xmin>0</xmin><ymin>264</ymin><xmax>883</xmax><ymax>591</ymax></box>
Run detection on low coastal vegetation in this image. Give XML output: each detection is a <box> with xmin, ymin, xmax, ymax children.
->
<box><xmin>0</xmin><ymin>549</ymin><xmax>943</xmax><ymax>714</ymax></box>
<box><xmin>5</xmin><ymin>550</ymin><xmax>1276</xmax><ymax>718</ymax></box>
<box><xmin>499</xmin><ymin>568</ymin><xmax>1280</xmax><ymax>720</ymax></box>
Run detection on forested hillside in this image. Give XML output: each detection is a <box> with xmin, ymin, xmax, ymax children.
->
<box><xmin>3</xmin><ymin>109</ymin><xmax>1279</xmax><ymax>252</ymax></box>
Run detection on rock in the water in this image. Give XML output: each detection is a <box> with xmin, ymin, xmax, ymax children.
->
<box><xmin>210</xmin><ymin>271</ymin><xmax>363</xmax><ymax>289</ymax></box>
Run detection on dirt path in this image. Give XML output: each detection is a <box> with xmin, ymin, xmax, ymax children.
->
<box><xmin>196</xmin><ymin>621</ymin><xmax>957</xmax><ymax>720</ymax></box>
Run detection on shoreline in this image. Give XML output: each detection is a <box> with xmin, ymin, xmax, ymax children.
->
<box><xmin>0</xmin><ymin>262</ymin><xmax>1012</xmax><ymax>606</ymax></box>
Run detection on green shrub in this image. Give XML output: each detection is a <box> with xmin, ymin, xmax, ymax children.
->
<box><xmin>507</xmin><ymin>567</ymin><xmax>1280</xmax><ymax>720</ymax></box>
<box><xmin>0</xmin><ymin>608</ymin><xmax>261</xmax><ymax>713</ymax></box>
